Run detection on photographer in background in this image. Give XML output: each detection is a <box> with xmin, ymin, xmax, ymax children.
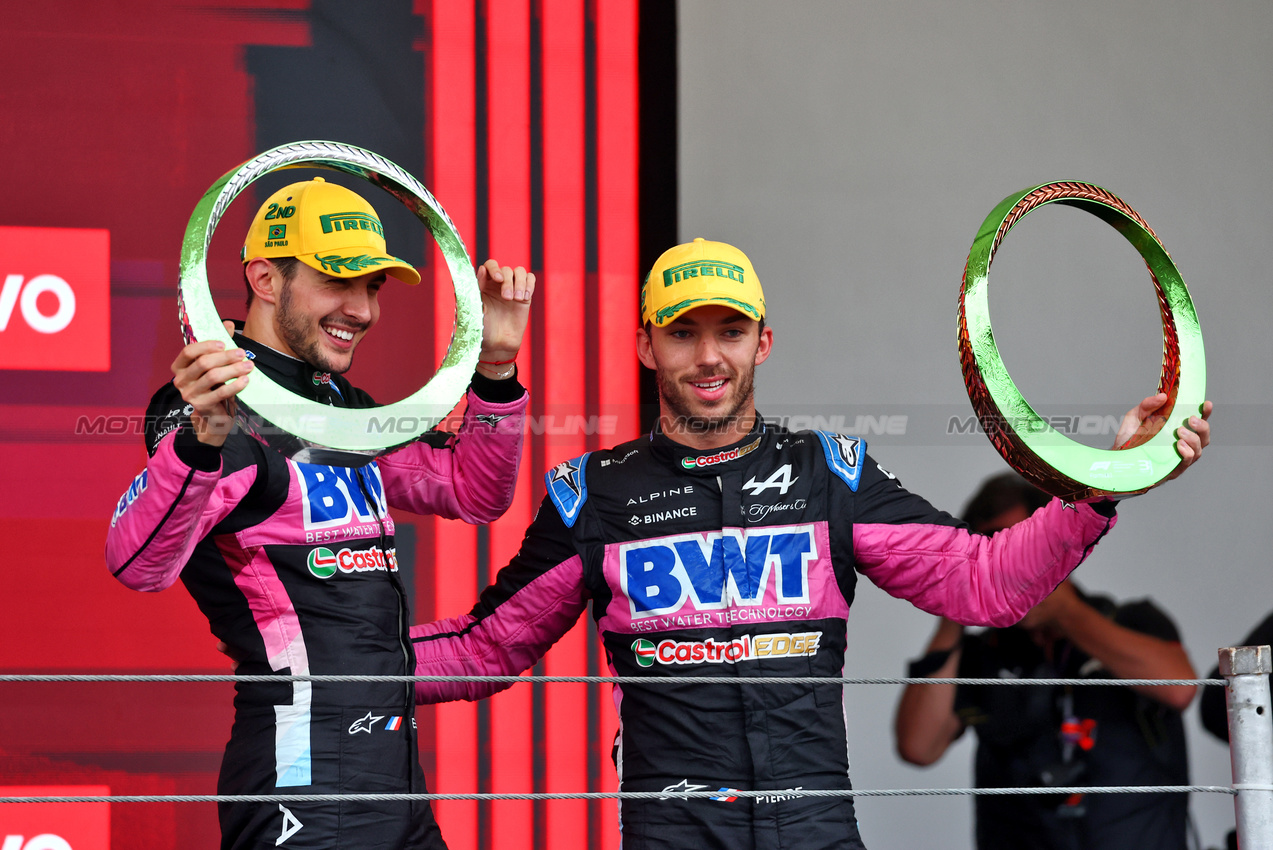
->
<box><xmin>893</xmin><ymin>473</ymin><xmax>1197</xmax><ymax>850</ymax></box>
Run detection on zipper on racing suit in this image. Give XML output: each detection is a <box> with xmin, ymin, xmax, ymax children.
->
<box><xmin>356</xmin><ymin>466</ymin><xmax>418</xmax><ymax>791</ymax></box>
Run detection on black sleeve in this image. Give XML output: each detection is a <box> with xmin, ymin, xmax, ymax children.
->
<box><xmin>851</xmin><ymin>452</ymin><xmax>966</xmax><ymax>530</ymax></box>
<box><xmin>142</xmin><ymin>382</ymin><xmax>222</xmax><ymax>471</ymax></box>
<box><xmin>469</xmin><ymin>367</ymin><xmax>527</xmax><ymax>403</ymax></box>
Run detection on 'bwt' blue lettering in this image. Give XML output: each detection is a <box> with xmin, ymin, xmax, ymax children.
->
<box><xmin>295</xmin><ymin>462</ymin><xmax>387</xmax><ymax>529</ymax></box>
<box><xmin>622</xmin><ymin>525</ymin><xmax>817</xmax><ymax>618</ymax></box>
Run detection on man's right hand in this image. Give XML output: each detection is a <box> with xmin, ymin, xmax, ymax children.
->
<box><xmin>171</xmin><ymin>321</ymin><xmax>253</xmax><ymax>447</ymax></box>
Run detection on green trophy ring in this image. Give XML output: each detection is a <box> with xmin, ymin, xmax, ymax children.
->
<box><xmin>178</xmin><ymin>140</ymin><xmax>482</xmax><ymax>468</ymax></box>
<box><xmin>958</xmin><ymin>181</ymin><xmax>1205</xmax><ymax>502</ymax></box>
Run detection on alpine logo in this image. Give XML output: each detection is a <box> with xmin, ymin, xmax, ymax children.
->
<box><xmin>742</xmin><ymin>463</ymin><xmax>798</xmax><ymax>496</ymax></box>
<box><xmin>631</xmin><ymin>631</ymin><xmax>822</xmax><ymax>668</ymax></box>
<box><xmin>277</xmin><ymin>804</ymin><xmax>303</xmax><ymax>844</ymax></box>
<box><xmin>681</xmin><ymin>436</ymin><xmax>761</xmax><ymax>469</ymax></box>
<box><xmin>306</xmin><ymin>545</ymin><xmax>398</xmax><ymax>579</ymax></box>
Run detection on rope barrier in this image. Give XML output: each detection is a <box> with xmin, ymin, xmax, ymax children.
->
<box><xmin>0</xmin><ymin>786</ymin><xmax>1237</xmax><ymax>805</ymax></box>
<box><xmin>1</xmin><ymin>673</ymin><xmax>1240</xmax><ymax>811</ymax></box>
<box><xmin>0</xmin><ymin>674</ymin><xmax>1224</xmax><ymax>686</ymax></box>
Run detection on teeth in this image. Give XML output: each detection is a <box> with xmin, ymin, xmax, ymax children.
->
<box><xmin>694</xmin><ymin>380</ymin><xmax>725</xmax><ymax>390</ymax></box>
<box><xmin>325</xmin><ymin>326</ymin><xmax>354</xmax><ymax>341</ymax></box>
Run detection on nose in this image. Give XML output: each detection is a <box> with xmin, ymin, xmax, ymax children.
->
<box><xmin>695</xmin><ymin>334</ymin><xmax>724</xmax><ymax>368</ymax></box>
<box><xmin>342</xmin><ymin>281</ymin><xmax>375</xmax><ymax>325</ymax></box>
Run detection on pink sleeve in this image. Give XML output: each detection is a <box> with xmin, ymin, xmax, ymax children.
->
<box><xmin>854</xmin><ymin>499</ymin><xmax>1117</xmax><ymax>627</ymax></box>
<box><xmin>409</xmin><ymin>555</ymin><xmax>587</xmax><ymax>704</ymax></box>
<box><xmin>378</xmin><ymin>387</ymin><xmax>528</xmax><ymax>523</ymax></box>
<box><xmin>105</xmin><ymin>434</ymin><xmax>256</xmax><ymax>592</ymax></box>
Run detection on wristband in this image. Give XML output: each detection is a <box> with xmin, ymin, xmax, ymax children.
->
<box><xmin>178</xmin><ymin>141</ymin><xmax>482</xmax><ymax>468</ymax></box>
<box><xmin>479</xmin><ymin>364</ymin><xmax>515</xmax><ymax>380</ymax></box>
<box><xmin>907</xmin><ymin>647</ymin><xmax>957</xmax><ymax>679</ymax></box>
<box><xmin>478</xmin><ymin>357</ymin><xmax>516</xmax><ymax>365</ymax></box>
<box><xmin>959</xmin><ymin>182</ymin><xmax>1206</xmax><ymax>502</ymax></box>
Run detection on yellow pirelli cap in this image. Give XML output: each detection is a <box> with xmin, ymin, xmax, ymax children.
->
<box><xmin>641</xmin><ymin>237</ymin><xmax>765</xmax><ymax>327</ymax></box>
<box><xmin>242</xmin><ymin>177</ymin><xmax>421</xmax><ymax>285</ymax></box>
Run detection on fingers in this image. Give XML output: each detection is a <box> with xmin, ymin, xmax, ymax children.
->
<box><xmin>480</xmin><ymin>258</ymin><xmax>504</xmax><ymax>285</ymax></box>
<box><xmin>1174</xmin><ymin>399</ymin><xmax>1212</xmax><ymax>462</ymax></box>
<box><xmin>172</xmin><ymin>342</ymin><xmax>254</xmax><ymax>414</ymax></box>
<box><xmin>1113</xmin><ymin>392</ymin><xmax>1169</xmax><ymax>449</ymax></box>
<box><xmin>479</xmin><ymin>259</ymin><xmax>534</xmax><ymax>303</ymax></box>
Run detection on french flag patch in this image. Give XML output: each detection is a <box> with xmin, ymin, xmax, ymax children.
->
<box><xmin>385</xmin><ymin>716</ymin><xmax>403</xmax><ymax>732</ymax></box>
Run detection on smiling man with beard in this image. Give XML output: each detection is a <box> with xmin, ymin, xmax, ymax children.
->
<box><xmin>408</xmin><ymin>237</ymin><xmax>1210</xmax><ymax>849</ymax></box>
<box><xmin>106</xmin><ymin>177</ymin><xmax>534</xmax><ymax>849</ymax></box>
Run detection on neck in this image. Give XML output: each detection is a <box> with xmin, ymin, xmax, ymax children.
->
<box><xmin>243</xmin><ymin>306</ymin><xmax>296</xmax><ymax>360</ymax></box>
<box><xmin>658</xmin><ymin>404</ymin><xmax>759</xmax><ymax>451</ymax></box>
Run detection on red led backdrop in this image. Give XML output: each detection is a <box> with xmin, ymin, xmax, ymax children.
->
<box><xmin>0</xmin><ymin>2</ymin><xmax>665</xmax><ymax>848</ymax></box>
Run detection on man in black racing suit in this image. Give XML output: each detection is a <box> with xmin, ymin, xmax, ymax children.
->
<box><xmin>106</xmin><ymin>177</ymin><xmax>536</xmax><ymax>849</ymax></box>
<box><xmin>409</xmin><ymin>237</ymin><xmax>1211</xmax><ymax>849</ymax></box>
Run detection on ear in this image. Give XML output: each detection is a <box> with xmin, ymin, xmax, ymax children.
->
<box><xmin>244</xmin><ymin>258</ymin><xmax>280</xmax><ymax>305</ymax></box>
<box><xmin>636</xmin><ymin>325</ymin><xmax>657</xmax><ymax>370</ymax></box>
<box><xmin>754</xmin><ymin>323</ymin><xmax>774</xmax><ymax>366</ymax></box>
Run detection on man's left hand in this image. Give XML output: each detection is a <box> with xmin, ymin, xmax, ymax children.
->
<box><xmin>476</xmin><ymin>259</ymin><xmax>534</xmax><ymax>378</ymax></box>
<box><xmin>1113</xmin><ymin>393</ymin><xmax>1212</xmax><ymax>480</ymax></box>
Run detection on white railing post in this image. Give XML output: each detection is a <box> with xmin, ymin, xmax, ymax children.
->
<box><xmin>1220</xmin><ymin>644</ymin><xmax>1273</xmax><ymax>850</ymax></box>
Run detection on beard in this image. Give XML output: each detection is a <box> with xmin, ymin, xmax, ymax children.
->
<box><xmin>275</xmin><ymin>279</ymin><xmax>357</xmax><ymax>374</ymax></box>
<box><xmin>656</xmin><ymin>362</ymin><xmax>757</xmax><ymax>437</ymax></box>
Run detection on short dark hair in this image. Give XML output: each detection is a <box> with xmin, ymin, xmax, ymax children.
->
<box><xmin>243</xmin><ymin>257</ymin><xmax>301</xmax><ymax>306</ymax></box>
<box><xmin>961</xmin><ymin>472</ymin><xmax>1050</xmax><ymax>530</ymax></box>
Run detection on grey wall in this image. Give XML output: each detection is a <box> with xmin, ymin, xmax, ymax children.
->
<box><xmin>678</xmin><ymin>2</ymin><xmax>1272</xmax><ymax>848</ymax></box>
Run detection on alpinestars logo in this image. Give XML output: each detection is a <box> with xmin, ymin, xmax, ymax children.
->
<box><xmin>681</xmin><ymin>436</ymin><xmax>761</xmax><ymax>469</ymax></box>
<box><xmin>476</xmin><ymin>413</ymin><xmax>509</xmax><ymax>427</ymax></box>
<box><xmin>550</xmin><ymin>458</ymin><xmax>582</xmax><ymax>495</ymax></box>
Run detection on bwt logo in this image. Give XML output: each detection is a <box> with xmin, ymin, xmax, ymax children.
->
<box><xmin>294</xmin><ymin>462</ymin><xmax>387</xmax><ymax>530</ymax></box>
<box><xmin>0</xmin><ymin>226</ymin><xmax>110</xmax><ymax>371</ymax></box>
<box><xmin>620</xmin><ymin>524</ymin><xmax>817</xmax><ymax>618</ymax></box>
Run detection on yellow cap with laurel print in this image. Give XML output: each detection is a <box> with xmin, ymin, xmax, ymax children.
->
<box><xmin>242</xmin><ymin>177</ymin><xmax>420</xmax><ymax>285</ymax></box>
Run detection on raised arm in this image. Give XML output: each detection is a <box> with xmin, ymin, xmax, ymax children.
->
<box><xmin>377</xmin><ymin>376</ymin><xmax>528</xmax><ymax>522</ymax></box>
<box><xmin>851</xmin><ymin>460</ymin><xmax>1118</xmax><ymax>628</ymax></box>
<box><xmin>106</xmin><ymin>332</ymin><xmax>256</xmax><ymax>590</ymax></box>
<box><xmin>378</xmin><ymin>258</ymin><xmax>534</xmax><ymax>522</ymax></box>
